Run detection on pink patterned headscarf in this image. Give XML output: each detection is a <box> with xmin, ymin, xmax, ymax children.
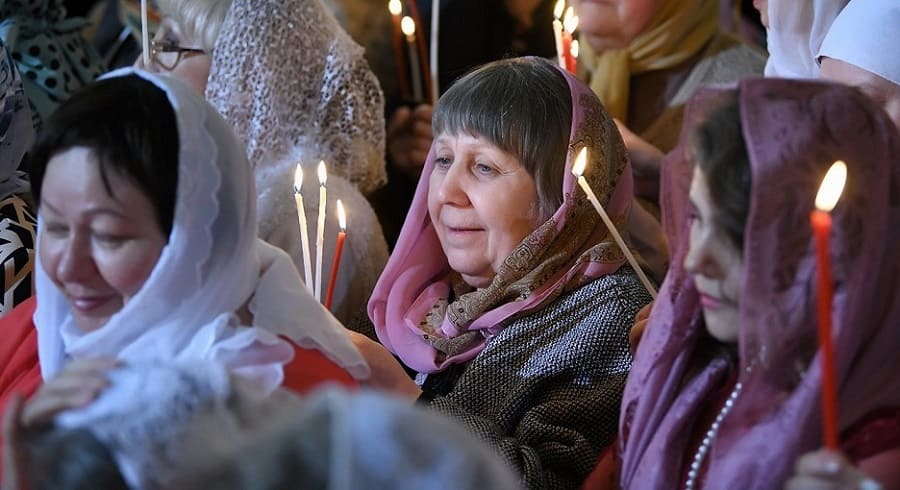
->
<box><xmin>368</xmin><ymin>58</ymin><xmax>634</xmax><ymax>374</ymax></box>
<box><xmin>620</xmin><ymin>78</ymin><xmax>900</xmax><ymax>488</ymax></box>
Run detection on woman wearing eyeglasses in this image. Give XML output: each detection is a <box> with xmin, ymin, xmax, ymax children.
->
<box><xmin>136</xmin><ymin>0</ymin><xmax>390</xmax><ymax>325</ymax></box>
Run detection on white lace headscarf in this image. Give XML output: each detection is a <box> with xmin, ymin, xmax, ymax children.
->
<box><xmin>763</xmin><ymin>0</ymin><xmax>848</xmax><ymax>78</ymax></box>
<box><xmin>818</xmin><ymin>0</ymin><xmax>900</xmax><ymax>86</ymax></box>
<box><xmin>34</xmin><ymin>69</ymin><xmax>369</xmax><ymax>391</ymax></box>
<box><xmin>205</xmin><ymin>0</ymin><xmax>386</xmax><ymax>201</ymax></box>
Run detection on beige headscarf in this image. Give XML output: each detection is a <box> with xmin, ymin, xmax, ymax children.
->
<box><xmin>581</xmin><ymin>0</ymin><xmax>717</xmax><ymax>122</ymax></box>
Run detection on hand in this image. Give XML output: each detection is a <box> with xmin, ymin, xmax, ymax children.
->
<box><xmin>20</xmin><ymin>357</ymin><xmax>116</xmax><ymax>428</ymax></box>
<box><xmin>387</xmin><ymin>104</ymin><xmax>434</xmax><ymax>179</ymax></box>
<box><xmin>348</xmin><ymin>331</ymin><xmax>421</xmax><ymax>401</ymax></box>
<box><xmin>613</xmin><ymin>119</ymin><xmax>664</xmax><ymax>200</ymax></box>
<box><xmin>629</xmin><ymin>301</ymin><xmax>653</xmax><ymax>353</ymax></box>
<box><xmin>786</xmin><ymin>449</ymin><xmax>884</xmax><ymax>490</ymax></box>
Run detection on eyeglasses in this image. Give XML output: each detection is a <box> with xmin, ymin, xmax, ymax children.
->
<box><xmin>149</xmin><ymin>39</ymin><xmax>206</xmax><ymax>71</ymax></box>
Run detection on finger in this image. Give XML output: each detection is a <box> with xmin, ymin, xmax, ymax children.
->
<box><xmin>387</xmin><ymin>107</ymin><xmax>413</xmax><ymax>136</ymax></box>
<box><xmin>412</xmin><ymin>103</ymin><xmax>433</xmax><ymax>119</ymax></box>
<box><xmin>412</xmin><ymin>120</ymin><xmax>433</xmax><ymax>139</ymax></box>
<box><xmin>58</xmin><ymin>357</ymin><xmax>118</xmax><ymax>375</ymax></box>
<box><xmin>784</xmin><ymin>475</ymin><xmax>834</xmax><ymax>490</ymax></box>
<box><xmin>22</xmin><ymin>385</ymin><xmax>104</xmax><ymax>427</ymax></box>
<box><xmin>795</xmin><ymin>449</ymin><xmax>847</xmax><ymax>478</ymax></box>
<box><xmin>2</xmin><ymin>393</ymin><xmax>24</xmax><ymax>446</ymax></box>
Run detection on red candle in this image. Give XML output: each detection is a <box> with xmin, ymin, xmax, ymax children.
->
<box><xmin>405</xmin><ymin>0</ymin><xmax>433</xmax><ymax>103</ymax></box>
<box><xmin>388</xmin><ymin>0</ymin><xmax>411</xmax><ymax>100</ymax></box>
<box><xmin>324</xmin><ymin>200</ymin><xmax>347</xmax><ymax>311</ymax></box>
<box><xmin>810</xmin><ymin>160</ymin><xmax>847</xmax><ymax>450</ymax></box>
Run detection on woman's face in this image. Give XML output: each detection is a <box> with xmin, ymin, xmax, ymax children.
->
<box><xmin>39</xmin><ymin>147</ymin><xmax>168</xmax><ymax>332</ymax></box>
<box><xmin>684</xmin><ymin>167</ymin><xmax>743</xmax><ymax>344</ymax></box>
<box><xmin>135</xmin><ymin>17</ymin><xmax>212</xmax><ymax>94</ymax></box>
<box><xmin>428</xmin><ymin>133</ymin><xmax>540</xmax><ymax>288</ymax></box>
<box><xmin>820</xmin><ymin>57</ymin><xmax>900</xmax><ymax>131</ymax></box>
<box><xmin>573</xmin><ymin>0</ymin><xmax>664</xmax><ymax>51</ymax></box>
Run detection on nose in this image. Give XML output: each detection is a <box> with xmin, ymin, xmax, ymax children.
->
<box><xmin>56</xmin><ymin>234</ymin><xmax>97</xmax><ymax>284</ymax></box>
<box><xmin>435</xmin><ymin>159</ymin><xmax>470</xmax><ymax>207</ymax></box>
<box><xmin>683</xmin><ymin>231</ymin><xmax>715</xmax><ymax>277</ymax></box>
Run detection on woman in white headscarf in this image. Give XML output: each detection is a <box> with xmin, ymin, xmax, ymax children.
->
<box><xmin>139</xmin><ymin>0</ymin><xmax>390</xmax><ymax>325</ymax></box>
<box><xmin>760</xmin><ymin>0</ymin><xmax>848</xmax><ymax>79</ymax></box>
<box><xmin>0</xmin><ymin>70</ymin><xmax>368</xmax><ymax>459</ymax></box>
<box><xmin>818</xmin><ymin>0</ymin><xmax>900</xmax><ymax>130</ymax></box>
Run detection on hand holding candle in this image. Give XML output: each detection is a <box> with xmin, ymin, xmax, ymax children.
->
<box><xmin>315</xmin><ymin>161</ymin><xmax>328</xmax><ymax>302</ymax></box>
<box><xmin>293</xmin><ymin>165</ymin><xmax>314</xmax><ymax>289</ymax></box>
<box><xmin>571</xmin><ymin>148</ymin><xmax>657</xmax><ymax>299</ymax></box>
<box><xmin>401</xmin><ymin>16</ymin><xmax>424</xmax><ymax>103</ymax></box>
<box><xmin>811</xmin><ymin>160</ymin><xmax>847</xmax><ymax>450</ymax></box>
<box><xmin>324</xmin><ymin>200</ymin><xmax>347</xmax><ymax>311</ymax></box>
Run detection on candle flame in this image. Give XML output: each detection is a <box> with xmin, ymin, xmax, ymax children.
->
<box><xmin>401</xmin><ymin>16</ymin><xmax>416</xmax><ymax>37</ymax></box>
<box><xmin>815</xmin><ymin>160</ymin><xmax>847</xmax><ymax>212</ymax></box>
<box><xmin>293</xmin><ymin>164</ymin><xmax>303</xmax><ymax>193</ymax></box>
<box><xmin>571</xmin><ymin>39</ymin><xmax>579</xmax><ymax>59</ymax></box>
<box><xmin>553</xmin><ymin>0</ymin><xmax>564</xmax><ymax>20</ymax></box>
<box><xmin>337</xmin><ymin>200</ymin><xmax>346</xmax><ymax>231</ymax></box>
<box><xmin>388</xmin><ymin>0</ymin><xmax>401</xmax><ymax>16</ymax></box>
<box><xmin>571</xmin><ymin>147</ymin><xmax>588</xmax><ymax>177</ymax></box>
<box><xmin>563</xmin><ymin>7</ymin><xmax>578</xmax><ymax>33</ymax></box>
<box><xmin>317</xmin><ymin>160</ymin><xmax>327</xmax><ymax>186</ymax></box>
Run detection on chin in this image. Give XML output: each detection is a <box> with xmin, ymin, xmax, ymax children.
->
<box><xmin>702</xmin><ymin>310</ymin><xmax>740</xmax><ymax>345</ymax></box>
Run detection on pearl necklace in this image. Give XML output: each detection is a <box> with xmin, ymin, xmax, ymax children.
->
<box><xmin>684</xmin><ymin>375</ymin><xmax>745</xmax><ymax>490</ymax></box>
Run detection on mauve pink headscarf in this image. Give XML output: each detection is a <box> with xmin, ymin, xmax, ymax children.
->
<box><xmin>619</xmin><ymin>78</ymin><xmax>900</xmax><ymax>488</ymax></box>
<box><xmin>368</xmin><ymin>59</ymin><xmax>634</xmax><ymax>374</ymax></box>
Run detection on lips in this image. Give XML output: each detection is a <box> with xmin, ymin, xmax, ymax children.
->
<box><xmin>68</xmin><ymin>295</ymin><xmax>115</xmax><ymax>314</ymax></box>
<box><xmin>699</xmin><ymin>293</ymin><xmax>725</xmax><ymax>310</ymax></box>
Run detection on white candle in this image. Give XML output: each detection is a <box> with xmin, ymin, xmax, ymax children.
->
<box><xmin>315</xmin><ymin>161</ymin><xmax>327</xmax><ymax>302</ymax></box>
<box><xmin>293</xmin><ymin>165</ymin><xmax>314</xmax><ymax>290</ymax></box>
<box><xmin>571</xmin><ymin>148</ymin><xmax>658</xmax><ymax>299</ymax></box>
<box><xmin>552</xmin><ymin>0</ymin><xmax>565</xmax><ymax>69</ymax></box>
<box><xmin>429</xmin><ymin>0</ymin><xmax>440</xmax><ymax>103</ymax></box>
<box><xmin>401</xmin><ymin>16</ymin><xmax>424</xmax><ymax>103</ymax></box>
<box><xmin>141</xmin><ymin>0</ymin><xmax>150</xmax><ymax>66</ymax></box>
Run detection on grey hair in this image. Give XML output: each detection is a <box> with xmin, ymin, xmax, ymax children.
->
<box><xmin>433</xmin><ymin>57</ymin><xmax>572</xmax><ymax>221</ymax></box>
<box><xmin>155</xmin><ymin>0</ymin><xmax>232</xmax><ymax>51</ymax></box>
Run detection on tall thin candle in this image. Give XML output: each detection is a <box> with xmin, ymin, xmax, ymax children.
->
<box><xmin>141</xmin><ymin>0</ymin><xmax>150</xmax><ymax>66</ymax></box>
<box><xmin>401</xmin><ymin>16</ymin><xmax>424</xmax><ymax>102</ymax></box>
<box><xmin>324</xmin><ymin>200</ymin><xmax>347</xmax><ymax>311</ymax></box>
<box><xmin>388</xmin><ymin>0</ymin><xmax>410</xmax><ymax>100</ymax></box>
<box><xmin>293</xmin><ymin>165</ymin><xmax>314</xmax><ymax>290</ymax></box>
<box><xmin>429</xmin><ymin>0</ymin><xmax>440</xmax><ymax>103</ymax></box>
<box><xmin>571</xmin><ymin>148</ymin><xmax>657</xmax><ymax>299</ymax></box>
<box><xmin>314</xmin><ymin>161</ymin><xmax>328</xmax><ymax>302</ymax></box>
<box><xmin>811</xmin><ymin>160</ymin><xmax>847</xmax><ymax>450</ymax></box>
<box><xmin>552</xmin><ymin>0</ymin><xmax>565</xmax><ymax>68</ymax></box>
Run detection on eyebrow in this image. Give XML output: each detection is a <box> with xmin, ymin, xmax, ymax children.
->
<box><xmin>41</xmin><ymin>200</ymin><xmax>129</xmax><ymax>219</ymax></box>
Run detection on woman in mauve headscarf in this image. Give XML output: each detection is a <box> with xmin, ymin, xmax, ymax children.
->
<box><xmin>352</xmin><ymin>57</ymin><xmax>653</xmax><ymax>488</ymax></box>
<box><xmin>616</xmin><ymin>78</ymin><xmax>900</xmax><ymax>489</ymax></box>
<box><xmin>0</xmin><ymin>39</ymin><xmax>37</xmax><ymax>316</ymax></box>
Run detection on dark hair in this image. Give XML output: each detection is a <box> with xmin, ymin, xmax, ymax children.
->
<box><xmin>28</xmin><ymin>75</ymin><xmax>179</xmax><ymax>236</ymax></box>
<box><xmin>433</xmin><ymin>57</ymin><xmax>572</xmax><ymax>220</ymax></box>
<box><xmin>23</xmin><ymin>426</ymin><xmax>128</xmax><ymax>490</ymax></box>
<box><xmin>692</xmin><ymin>96</ymin><xmax>752</xmax><ymax>249</ymax></box>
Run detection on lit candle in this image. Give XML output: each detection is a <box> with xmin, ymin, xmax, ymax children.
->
<box><xmin>141</xmin><ymin>0</ymin><xmax>150</xmax><ymax>66</ymax></box>
<box><xmin>811</xmin><ymin>160</ymin><xmax>847</xmax><ymax>450</ymax></box>
<box><xmin>324</xmin><ymin>200</ymin><xmax>347</xmax><ymax>311</ymax></box>
<box><xmin>315</xmin><ymin>161</ymin><xmax>327</xmax><ymax>302</ymax></box>
<box><xmin>571</xmin><ymin>148</ymin><xmax>658</xmax><ymax>299</ymax></box>
<box><xmin>552</xmin><ymin>0</ymin><xmax>565</xmax><ymax>69</ymax></box>
<box><xmin>429</xmin><ymin>0</ymin><xmax>440</xmax><ymax>103</ymax></box>
<box><xmin>562</xmin><ymin>7</ymin><xmax>579</xmax><ymax>74</ymax></box>
<box><xmin>401</xmin><ymin>16</ymin><xmax>424</xmax><ymax>103</ymax></box>
<box><xmin>388</xmin><ymin>0</ymin><xmax>410</xmax><ymax>100</ymax></box>
<box><xmin>293</xmin><ymin>165</ymin><xmax>314</xmax><ymax>290</ymax></box>
<box><xmin>570</xmin><ymin>39</ymin><xmax>579</xmax><ymax>72</ymax></box>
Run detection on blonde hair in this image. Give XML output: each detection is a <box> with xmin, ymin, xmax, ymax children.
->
<box><xmin>156</xmin><ymin>0</ymin><xmax>232</xmax><ymax>51</ymax></box>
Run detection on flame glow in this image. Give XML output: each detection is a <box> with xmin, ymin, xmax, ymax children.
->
<box><xmin>317</xmin><ymin>160</ymin><xmax>327</xmax><ymax>186</ymax></box>
<box><xmin>571</xmin><ymin>147</ymin><xmax>588</xmax><ymax>177</ymax></box>
<box><xmin>554</xmin><ymin>0</ymin><xmax>565</xmax><ymax>20</ymax></box>
<box><xmin>401</xmin><ymin>16</ymin><xmax>416</xmax><ymax>36</ymax></box>
<box><xmin>337</xmin><ymin>200</ymin><xmax>346</xmax><ymax>231</ymax></box>
<box><xmin>388</xmin><ymin>0</ymin><xmax>402</xmax><ymax>16</ymax></box>
<box><xmin>563</xmin><ymin>7</ymin><xmax>578</xmax><ymax>33</ymax></box>
<box><xmin>571</xmin><ymin>39</ymin><xmax>579</xmax><ymax>59</ymax></box>
<box><xmin>815</xmin><ymin>160</ymin><xmax>847</xmax><ymax>212</ymax></box>
<box><xmin>293</xmin><ymin>165</ymin><xmax>303</xmax><ymax>193</ymax></box>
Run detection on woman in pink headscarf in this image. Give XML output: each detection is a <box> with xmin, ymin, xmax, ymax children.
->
<box><xmin>352</xmin><ymin>57</ymin><xmax>654</xmax><ymax>488</ymax></box>
<box><xmin>615</xmin><ymin>78</ymin><xmax>900</xmax><ymax>489</ymax></box>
